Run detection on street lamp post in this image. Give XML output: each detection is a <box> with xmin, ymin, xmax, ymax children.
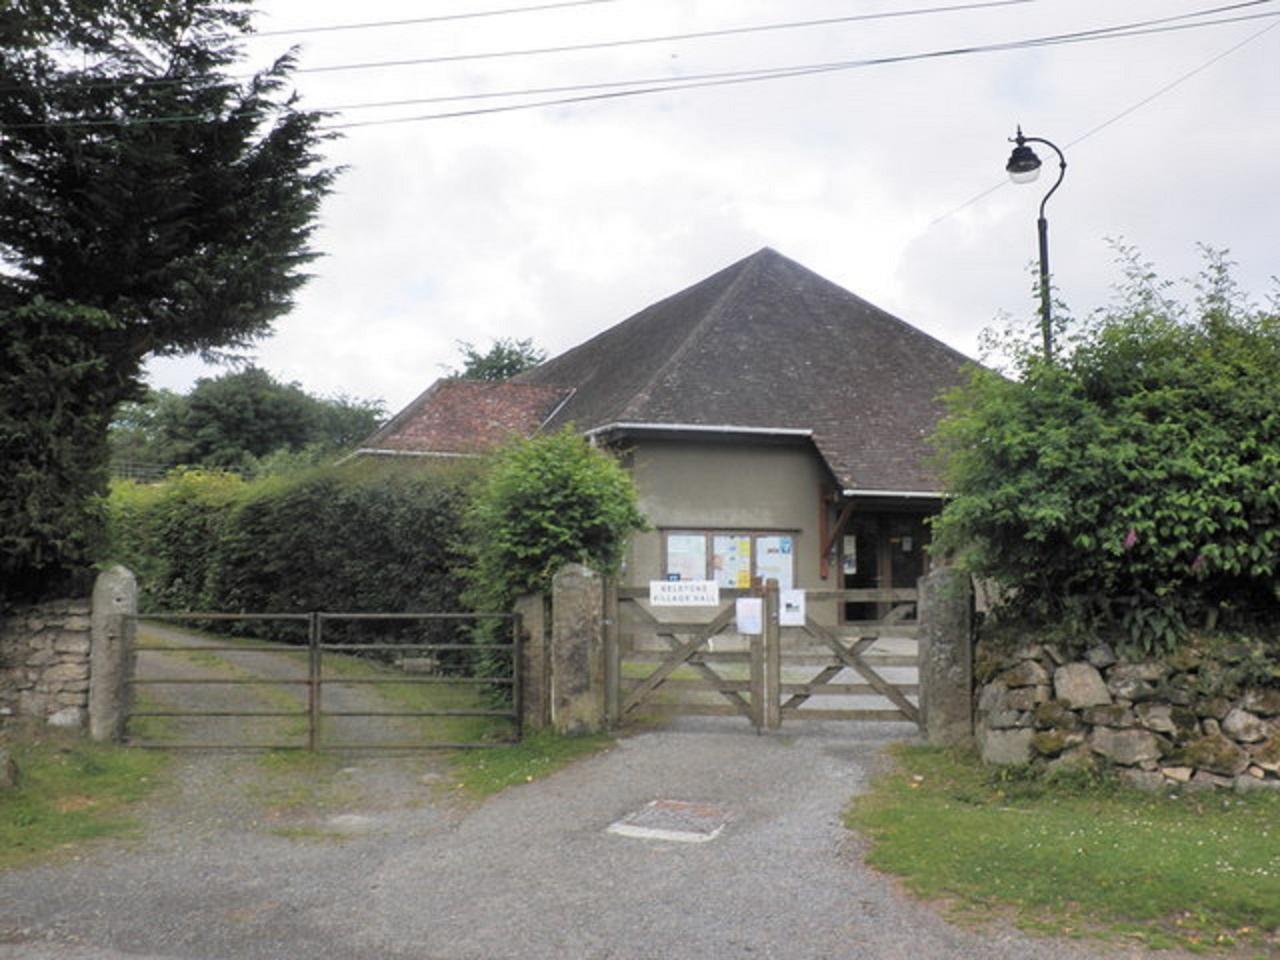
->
<box><xmin>1005</xmin><ymin>125</ymin><xmax>1066</xmax><ymax>362</ymax></box>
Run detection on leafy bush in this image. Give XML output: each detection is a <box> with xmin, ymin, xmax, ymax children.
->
<box><xmin>933</xmin><ymin>247</ymin><xmax>1280</xmax><ymax>653</ymax></box>
<box><xmin>462</xmin><ymin>428</ymin><xmax>647</xmax><ymax>614</ymax></box>
<box><xmin>0</xmin><ymin>302</ymin><xmax>134</xmax><ymax>603</ymax></box>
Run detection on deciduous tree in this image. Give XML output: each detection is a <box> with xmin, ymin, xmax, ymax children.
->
<box><xmin>448</xmin><ymin>338</ymin><xmax>546</xmax><ymax>381</ymax></box>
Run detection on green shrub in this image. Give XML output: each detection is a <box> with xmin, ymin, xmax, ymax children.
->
<box><xmin>461</xmin><ymin>428</ymin><xmax>647</xmax><ymax>614</ymax></box>
<box><xmin>933</xmin><ymin>247</ymin><xmax>1280</xmax><ymax>653</ymax></box>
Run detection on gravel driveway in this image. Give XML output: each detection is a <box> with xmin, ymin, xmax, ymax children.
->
<box><xmin>0</xmin><ymin>718</ymin><xmax>1132</xmax><ymax>960</ymax></box>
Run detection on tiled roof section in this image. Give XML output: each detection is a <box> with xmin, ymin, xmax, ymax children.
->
<box><xmin>516</xmin><ymin>247</ymin><xmax>977</xmax><ymax>492</ymax></box>
<box><xmin>363</xmin><ymin>379</ymin><xmax>573</xmax><ymax>455</ymax></box>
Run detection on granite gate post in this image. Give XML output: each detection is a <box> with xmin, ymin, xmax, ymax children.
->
<box><xmin>917</xmin><ymin>567</ymin><xmax>974</xmax><ymax>747</ymax></box>
<box><xmin>89</xmin><ymin>565</ymin><xmax>138</xmax><ymax>742</ymax></box>
<box><xmin>549</xmin><ymin>563</ymin><xmax>606</xmax><ymax>734</ymax></box>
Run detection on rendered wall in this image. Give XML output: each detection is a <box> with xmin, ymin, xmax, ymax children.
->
<box><xmin>623</xmin><ymin>438</ymin><xmax>830</xmax><ymax>591</ymax></box>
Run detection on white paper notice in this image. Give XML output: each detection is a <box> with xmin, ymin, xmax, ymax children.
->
<box><xmin>779</xmin><ymin>589</ymin><xmax>806</xmax><ymax>626</ymax></box>
<box><xmin>735</xmin><ymin>597</ymin><xmax>763</xmax><ymax>635</ymax></box>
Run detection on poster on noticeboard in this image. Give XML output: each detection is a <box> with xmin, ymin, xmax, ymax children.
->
<box><xmin>712</xmin><ymin>535</ymin><xmax>752</xmax><ymax>589</ymax></box>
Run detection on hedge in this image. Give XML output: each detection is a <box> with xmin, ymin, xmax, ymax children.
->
<box><xmin>107</xmin><ymin>463</ymin><xmax>471</xmax><ymax>644</ymax></box>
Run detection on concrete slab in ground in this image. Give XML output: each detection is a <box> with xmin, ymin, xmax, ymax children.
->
<box><xmin>607</xmin><ymin>798</ymin><xmax>734</xmax><ymax>843</ymax></box>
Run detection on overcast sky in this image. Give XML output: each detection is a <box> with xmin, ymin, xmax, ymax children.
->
<box><xmin>146</xmin><ymin>0</ymin><xmax>1280</xmax><ymax>412</ymax></box>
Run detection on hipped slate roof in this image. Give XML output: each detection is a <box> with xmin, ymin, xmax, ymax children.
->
<box><xmin>514</xmin><ymin>247</ymin><xmax>975</xmax><ymax>493</ymax></box>
<box><xmin>367</xmin><ymin>248</ymin><xmax>975</xmax><ymax>492</ymax></box>
<box><xmin>360</xmin><ymin>379</ymin><xmax>572</xmax><ymax>455</ymax></box>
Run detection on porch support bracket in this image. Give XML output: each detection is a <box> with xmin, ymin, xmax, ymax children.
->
<box><xmin>819</xmin><ymin>492</ymin><xmax>857</xmax><ymax>580</ymax></box>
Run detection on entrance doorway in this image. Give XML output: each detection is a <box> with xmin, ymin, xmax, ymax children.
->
<box><xmin>840</xmin><ymin>514</ymin><xmax>929</xmax><ymax>621</ymax></box>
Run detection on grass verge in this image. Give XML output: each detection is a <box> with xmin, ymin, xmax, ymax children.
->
<box><xmin>845</xmin><ymin>744</ymin><xmax>1280</xmax><ymax>953</ymax></box>
<box><xmin>451</xmin><ymin>729</ymin><xmax>613</xmax><ymax>798</ymax></box>
<box><xmin>0</xmin><ymin>731</ymin><xmax>168</xmax><ymax>870</ymax></box>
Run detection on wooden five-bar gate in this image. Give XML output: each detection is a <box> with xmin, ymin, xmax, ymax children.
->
<box><xmin>605</xmin><ymin>582</ymin><xmax>920</xmax><ymax>730</ymax></box>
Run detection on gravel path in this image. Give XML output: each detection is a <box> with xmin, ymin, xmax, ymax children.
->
<box><xmin>0</xmin><ymin>713</ymin><xmax>1148</xmax><ymax>960</ymax></box>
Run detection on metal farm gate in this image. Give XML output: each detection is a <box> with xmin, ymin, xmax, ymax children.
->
<box><xmin>606</xmin><ymin>582</ymin><xmax>919</xmax><ymax>731</ymax></box>
<box><xmin>123</xmin><ymin>611</ymin><xmax>522</xmax><ymax>750</ymax></box>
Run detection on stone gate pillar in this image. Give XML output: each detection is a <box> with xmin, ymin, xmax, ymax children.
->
<box><xmin>89</xmin><ymin>565</ymin><xmax>137</xmax><ymax>742</ymax></box>
<box><xmin>917</xmin><ymin>567</ymin><xmax>974</xmax><ymax>747</ymax></box>
<box><xmin>550</xmin><ymin>563</ymin><xmax>605</xmax><ymax>734</ymax></box>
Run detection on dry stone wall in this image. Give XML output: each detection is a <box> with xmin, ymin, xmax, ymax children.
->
<box><xmin>1</xmin><ymin>567</ymin><xmax>137</xmax><ymax>739</ymax></box>
<box><xmin>976</xmin><ymin>639</ymin><xmax>1280</xmax><ymax>793</ymax></box>
<box><xmin>0</xmin><ymin>598</ymin><xmax>94</xmax><ymax>729</ymax></box>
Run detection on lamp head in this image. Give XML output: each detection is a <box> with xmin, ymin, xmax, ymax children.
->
<box><xmin>1006</xmin><ymin>125</ymin><xmax>1042</xmax><ymax>183</ymax></box>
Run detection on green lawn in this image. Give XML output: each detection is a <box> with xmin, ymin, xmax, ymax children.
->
<box><xmin>846</xmin><ymin>745</ymin><xmax>1280</xmax><ymax>953</ymax></box>
<box><xmin>0</xmin><ymin>732</ymin><xmax>168</xmax><ymax>869</ymax></box>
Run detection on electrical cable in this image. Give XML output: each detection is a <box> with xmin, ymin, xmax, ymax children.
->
<box><xmin>3</xmin><ymin>0</ymin><xmax>1045</xmax><ymax>94</ymax></box>
<box><xmin>311</xmin><ymin>2</ymin><xmax>1280</xmax><ymax>113</ymax></box>
<box><xmin>324</xmin><ymin>9</ymin><xmax>1280</xmax><ymax>129</ymax></box>
<box><xmin>246</xmin><ymin>0</ymin><xmax>623</xmax><ymax>39</ymax></box>
<box><xmin>295</xmin><ymin>0</ymin><xmax>1041</xmax><ymax>75</ymax></box>
<box><xmin>3</xmin><ymin>5</ymin><xmax>1276</xmax><ymax>130</ymax></box>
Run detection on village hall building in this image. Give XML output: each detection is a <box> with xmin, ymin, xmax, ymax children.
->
<box><xmin>356</xmin><ymin>247</ymin><xmax>976</xmax><ymax>624</ymax></box>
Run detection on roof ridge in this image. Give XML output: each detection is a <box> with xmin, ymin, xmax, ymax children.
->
<box><xmin>618</xmin><ymin>249</ymin><xmax>766</xmax><ymax>420</ymax></box>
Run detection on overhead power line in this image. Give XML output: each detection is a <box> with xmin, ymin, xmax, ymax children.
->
<box><xmin>295</xmin><ymin>0</ymin><xmax>1040</xmax><ymax>75</ymax></box>
<box><xmin>324</xmin><ymin>8</ymin><xmax>1280</xmax><ymax>129</ymax></box>
<box><xmin>311</xmin><ymin>1</ymin><xmax>1280</xmax><ymax>113</ymax></box>
<box><xmin>4</xmin><ymin>0</ymin><xmax>1045</xmax><ymax>95</ymax></box>
<box><xmin>245</xmin><ymin>0</ymin><xmax>622</xmax><ymax>39</ymax></box>
<box><xmin>3</xmin><ymin>5</ymin><xmax>1276</xmax><ymax>131</ymax></box>
<box><xmin>927</xmin><ymin>17</ymin><xmax>1280</xmax><ymax>226</ymax></box>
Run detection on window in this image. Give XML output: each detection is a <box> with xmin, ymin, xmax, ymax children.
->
<box><xmin>661</xmin><ymin>529</ymin><xmax>797</xmax><ymax>590</ymax></box>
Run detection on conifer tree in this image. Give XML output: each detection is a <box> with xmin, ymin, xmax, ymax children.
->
<box><xmin>1</xmin><ymin>0</ymin><xmax>335</xmax><ymax>373</ymax></box>
<box><xmin>0</xmin><ymin>1</ymin><xmax>336</xmax><ymax>598</ymax></box>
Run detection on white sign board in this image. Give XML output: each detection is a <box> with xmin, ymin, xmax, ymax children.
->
<box><xmin>735</xmin><ymin>597</ymin><xmax>763</xmax><ymax>635</ymax></box>
<box><xmin>779</xmin><ymin>589</ymin><xmax>806</xmax><ymax>627</ymax></box>
<box><xmin>649</xmin><ymin>580</ymin><xmax>720</xmax><ymax>606</ymax></box>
